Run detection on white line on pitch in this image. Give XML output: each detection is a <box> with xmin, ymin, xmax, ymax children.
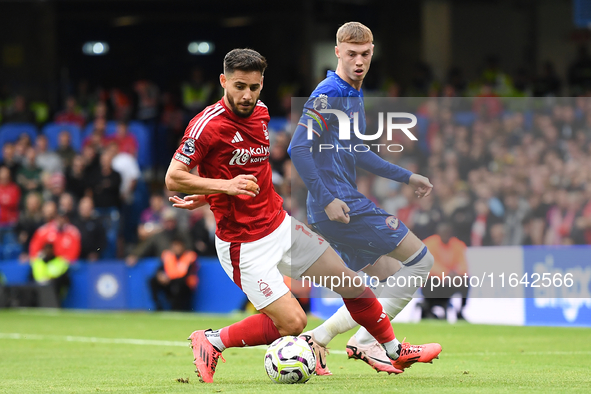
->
<box><xmin>1</xmin><ymin>333</ymin><xmax>590</xmax><ymax>357</ymax></box>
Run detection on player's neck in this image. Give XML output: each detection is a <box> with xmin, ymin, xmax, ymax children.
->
<box><xmin>222</xmin><ymin>95</ymin><xmax>232</xmax><ymax>113</ymax></box>
<box><xmin>335</xmin><ymin>67</ymin><xmax>363</xmax><ymax>91</ymax></box>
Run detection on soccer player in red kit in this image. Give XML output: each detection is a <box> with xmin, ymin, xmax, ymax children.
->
<box><xmin>166</xmin><ymin>48</ymin><xmax>406</xmax><ymax>382</ymax></box>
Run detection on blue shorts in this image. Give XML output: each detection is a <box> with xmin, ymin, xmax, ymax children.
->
<box><xmin>310</xmin><ymin>208</ymin><xmax>409</xmax><ymax>272</ymax></box>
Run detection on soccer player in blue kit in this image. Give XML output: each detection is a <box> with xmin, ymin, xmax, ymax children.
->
<box><xmin>288</xmin><ymin>22</ymin><xmax>442</xmax><ymax>375</ymax></box>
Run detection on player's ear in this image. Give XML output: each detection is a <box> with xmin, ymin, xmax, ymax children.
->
<box><xmin>220</xmin><ymin>73</ymin><xmax>226</xmax><ymax>89</ymax></box>
<box><xmin>260</xmin><ymin>75</ymin><xmax>264</xmax><ymax>91</ymax></box>
<box><xmin>335</xmin><ymin>45</ymin><xmax>340</xmax><ymax>59</ymax></box>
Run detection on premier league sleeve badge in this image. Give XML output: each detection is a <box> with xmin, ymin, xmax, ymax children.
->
<box><xmin>182</xmin><ymin>138</ymin><xmax>196</xmax><ymax>156</ymax></box>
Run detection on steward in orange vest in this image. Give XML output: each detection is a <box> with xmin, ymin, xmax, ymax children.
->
<box><xmin>149</xmin><ymin>238</ymin><xmax>198</xmax><ymax>311</ymax></box>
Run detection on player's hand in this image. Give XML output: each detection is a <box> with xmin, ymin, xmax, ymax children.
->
<box><xmin>409</xmin><ymin>174</ymin><xmax>433</xmax><ymax>199</ymax></box>
<box><xmin>225</xmin><ymin>174</ymin><xmax>260</xmax><ymax>197</ymax></box>
<box><xmin>169</xmin><ymin>195</ymin><xmax>208</xmax><ymax>210</ymax></box>
<box><xmin>325</xmin><ymin>198</ymin><xmax>351</xmax><ymax>224</ymax></box>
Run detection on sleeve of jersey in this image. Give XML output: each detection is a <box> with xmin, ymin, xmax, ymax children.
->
<box><xmin>290</xmin><ymin>145</ymin><xmax>335</xmax><ymax>208</ymax></box>
<box><xmin>354</xmin><ymin>149</ymin><xmax>413</xmax><ymax>184</ymax></box>
<box><xmin>173</xmin><ymin>121</ymin><xmax>213</xmax><ymax>170</ymax></box>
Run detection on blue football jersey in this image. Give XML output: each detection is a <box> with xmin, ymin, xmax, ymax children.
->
<box><xmin>289</xmin><ymin>70</ymin><xmax>377</xmax><ymax>224</ymax></box>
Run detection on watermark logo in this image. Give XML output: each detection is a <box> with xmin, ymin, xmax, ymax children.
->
<box><xmin>299</xmin><ymin>106</ymin><xmax>418</xmax><ymax>153</ymax></box>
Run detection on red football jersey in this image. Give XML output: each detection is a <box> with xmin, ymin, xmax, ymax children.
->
<box><xmin>173</xmin><ymin>98</ymin><xmax>285</xmax><ymax>243</ymax></box>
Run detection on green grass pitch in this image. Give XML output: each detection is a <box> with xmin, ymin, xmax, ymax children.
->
<box><xmin>1</xmin><ymin>309</ymin><xmax>590</xmax><ymax>393</ymax></box>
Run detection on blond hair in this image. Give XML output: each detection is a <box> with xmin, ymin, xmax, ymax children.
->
<box><xmin>336</xmin><ymin>22</ymin><xmax>373</xmax><ymax>45</ymax></box>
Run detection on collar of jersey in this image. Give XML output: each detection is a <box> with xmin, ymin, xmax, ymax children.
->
<box><xmin>327</xmin><ymin>70</ymin><xmax>363</xmax><ymax>96</ymax></box>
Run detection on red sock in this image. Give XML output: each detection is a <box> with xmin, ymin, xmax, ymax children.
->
<box><xmin>343</xmin><ymin>287</ymin><xmax>395</xmax><ymax>344</ymax></box>
<box><xmin>219</xmin><ymin>314</ymin><xmax>281</xmax><ymax>349</ymax></box>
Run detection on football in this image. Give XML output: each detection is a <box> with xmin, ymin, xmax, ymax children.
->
<box><xmin>264</xmin><ymin>336</ymin><xmax>316</xmax><ymax>384</ymax></box>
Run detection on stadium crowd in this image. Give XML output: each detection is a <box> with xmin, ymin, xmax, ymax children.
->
<box><xmin>1</xmin><ymin>53</ymin><xmax>591</xmax><ymax>272</ymax></box>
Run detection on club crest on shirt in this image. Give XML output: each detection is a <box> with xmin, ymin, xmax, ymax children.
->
<box><xmin>385</xmin><ymin>215</ymin><xmax>399</xmax><ymax>231</ymax></box>
<box><xmin>313</xmin><ymin>94</ymin><xmax>329</xmax><ymax>111</ymax></box>
<box><xmin>183</xmin><ymin>138</ymin><xmax>195</xmax><ymax>155</ymax></box>
<box><xmin>262</xmin><ymin>122</ymin><xmax>269</xmax><ymax>140</ymax></box>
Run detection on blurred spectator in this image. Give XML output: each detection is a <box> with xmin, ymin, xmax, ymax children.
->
<box><xmin>480</xmin><ymin>55</ymin><xmax>514</xmax><ymax>95</ymax></box>
<box><xmin>4</xmin><ymin>95</ymin><xmax>35</xmax><ymax>123</ymax></box>
<box><xmin>108</xmin><ymin>122</ymin><xmax>138</xmax><ymax>157</ymax></box>
<box><xmin>42</xmin><ymin>172</ymin><xmax>66</xmax><ymax>205</ymax></box>
<box><xmin>470</xmin><ymin>200</ymin><xmax>490</xmax><ymax>246</ymax></box>
<box><xmin>410</xmin><ymin>197</ymin><xmax>442</xmax><ymax>240</ymax></box>
<box><xmin>545</xmin><ymin>188</ymin><xmax>580</xmax><ymax>245</ymax></box>
<box><xmin>81</xmin><ymin>144</ymin><xmax>101</xmax><ymax>180</ymax></box>
<box><xmin>160</xmin><ymin>92</ymin><xmax>186</xmax><ymax>150</ymax></box>
<box><xmin>0</xmin><ymin>166</ymin><xmax>21</xmax><ymax>226</ymax></box>
<box><xmin>29</xmin><ymin>209</ymin><xmax>81</xmax><ymax>263</ymax></box>
<box><xmin>75</xmin><ymin>79</ymin><xmax>96</xmax><ymax>117</ymax></box>
<box><xmin>134</xmin><ymin>80</ymin><xmax>159</xmax><ymax>122</ymax></box>
<box><xmin>65</xmin><ymin>155</ymin><xmax>89</xmax><ymax>201</ymax></box>
<box><xmin>71</xmin><ymin>196</ymin><xmax>106</xmax><ymax>262</ymax></box>
<box><xmin>54</xmin><ymin>96</ymin><xmax>85</xmax><ymax>128</ymax></box>
<box><xmin>190</xmin><ymin>206</ymin><xmax>217</xmax><ymax>256</ymax></box>
<box><xmin>89</xmin><ymin>150</ymin><xmax>121</xmax><ymax>209</ymax></box>
<box><xmin>41</xmin><ymin>200</ymin><xmax>58</xmax><ymax>224</ymax></box>
<box><xmin>149</xmin><ymin>237</ymin><xmax>198</xmax><ymax>311</ymax></box>
<box><xmin>138</xmin><ymin>193</ymin><xmax>165</xmax><ymax>241</ymax></box>
<box><xmin>13</xmin><ymin>133</ymin><xmax>32</xmax><ymax>163</ymax></box>
<box><xmin>422</xmin><ymin>222</ymin><xmax>469</xmax><ymax>320</ymax></box>
<box><xmin>15</xmin><ymin>193</ymin><xmax>44</xmax><ymax>260</ymax></box>
<box><xmin>110</xmin><ymin>88</ymin><xmax>132</xmax><ymax>121</ymax></box>
<box><xmin>270</xmin><ymin>132</ymin><xmax>290</xmax><ymax>181</ymax></box>
<box><xmin>83</xmin><ymin>118</ymin><xmax>109</xmax><ymax>152</ymax></box>
<box><xmin>55</xmin><ymin>131</ymin><xmax>77</xmax><ymax>168</ymax></box>
<box><xmin>16</xmin><ymin>147</ymin><xmax>42</xmax><ymax>199</ymax></box>
<box><xmin>35</xmin><ymin>135</ymin><xmax>63</xmax><ymax>174</ymax></box>
<box><xmin>58</xmin><ymin>192</ymin><xmax>76</xmax><ymax>222</ymax></box>
<box><xmin>449</xmin><ymin>189</ymin><xmax>475</xmax><ymax>246</ymax></box>
<box><xmin>473</xmin><ymin>83</ymin><xmax>503</xmax><ymax>120</ymax></box>
<box><xmin>108</xmin><ymin>142</ymin><xmax>140</xmax><ymax>204</ymax></box>
<box><xmin>0</xmin><ymin>143</ymin><xmax>21</xmax><ymax>182</ymax></box>
<box><xmin>574</xmin><ymin>184</ymin><xmax>591</xmax><ymax>244</ymax></box>
<box><xmin>182</xmin><ymin>67</ymin><xmax>214</xmax><ymax>113</ymax></box>
<box><xmin>89</xmin><ymin>100</ymin><xmax>109</xmax><ymax>123</ymax></box>
<box><xmin>108</xmin><ymin>141</ymin><xmax>140</xmax><ymax>246</ymax></box>
<box><xmin>30</xmin><ymin>242</ymin><xmax>70</xmax><ymax>305</ymax></box>
<box><xmin>489</xmin><ymin>222</ymin><xmax>506</xmax><ymax>246</ymax></box>
<box><xmin>126</xmin><ymin>208</ymin><xmax>191</xmax><ymax>266</ymax></box>
<box><xmin>87</xmin><ymin>150</ymin><xmax>121</xmax><ymax>258</ymax></box>
<box><xmin>503</xmin><ymin>192</ymin><xmax>529</xmax><ymax>245</ymax></box>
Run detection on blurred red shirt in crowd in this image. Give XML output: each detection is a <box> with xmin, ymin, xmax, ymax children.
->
<box><xmin>29</xmin><ymin>214</ymin><xmax>81</xmax><ymax>263</ymax></box>
<box><xmin>108</xmin><ymin>122</ymin><xmax>138</xmax><ymax>156</ymax></box>
<box><xmin>0</xmin><ymin>166</ymin><xmax>21</xmax><ymax>225</ymax></box>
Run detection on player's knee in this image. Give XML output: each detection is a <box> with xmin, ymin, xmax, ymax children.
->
<box><xmin>278</xmin><ymin>309</ymin><xmax>307</xmax><ymax>336</ymax></box>
<box><xmin>422</xmin><ymin>249</ymin><xmax>435</xmax><ymax>272</ymax></box>
<box><xmin>407</xmin><ymin>247</ymin><xmax>434</xmax><ymax>281</ymax></box>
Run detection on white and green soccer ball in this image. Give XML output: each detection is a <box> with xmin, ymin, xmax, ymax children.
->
<box><xmin>264</xmin><ymin>336</ymin><xmax>316</xmax><ymax>384</ymax></box>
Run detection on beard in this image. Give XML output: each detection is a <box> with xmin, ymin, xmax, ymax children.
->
<box><xmin>226</xmin><ymin>93</ymin><xmax>257</xmax><ymax>118</ymax></box>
